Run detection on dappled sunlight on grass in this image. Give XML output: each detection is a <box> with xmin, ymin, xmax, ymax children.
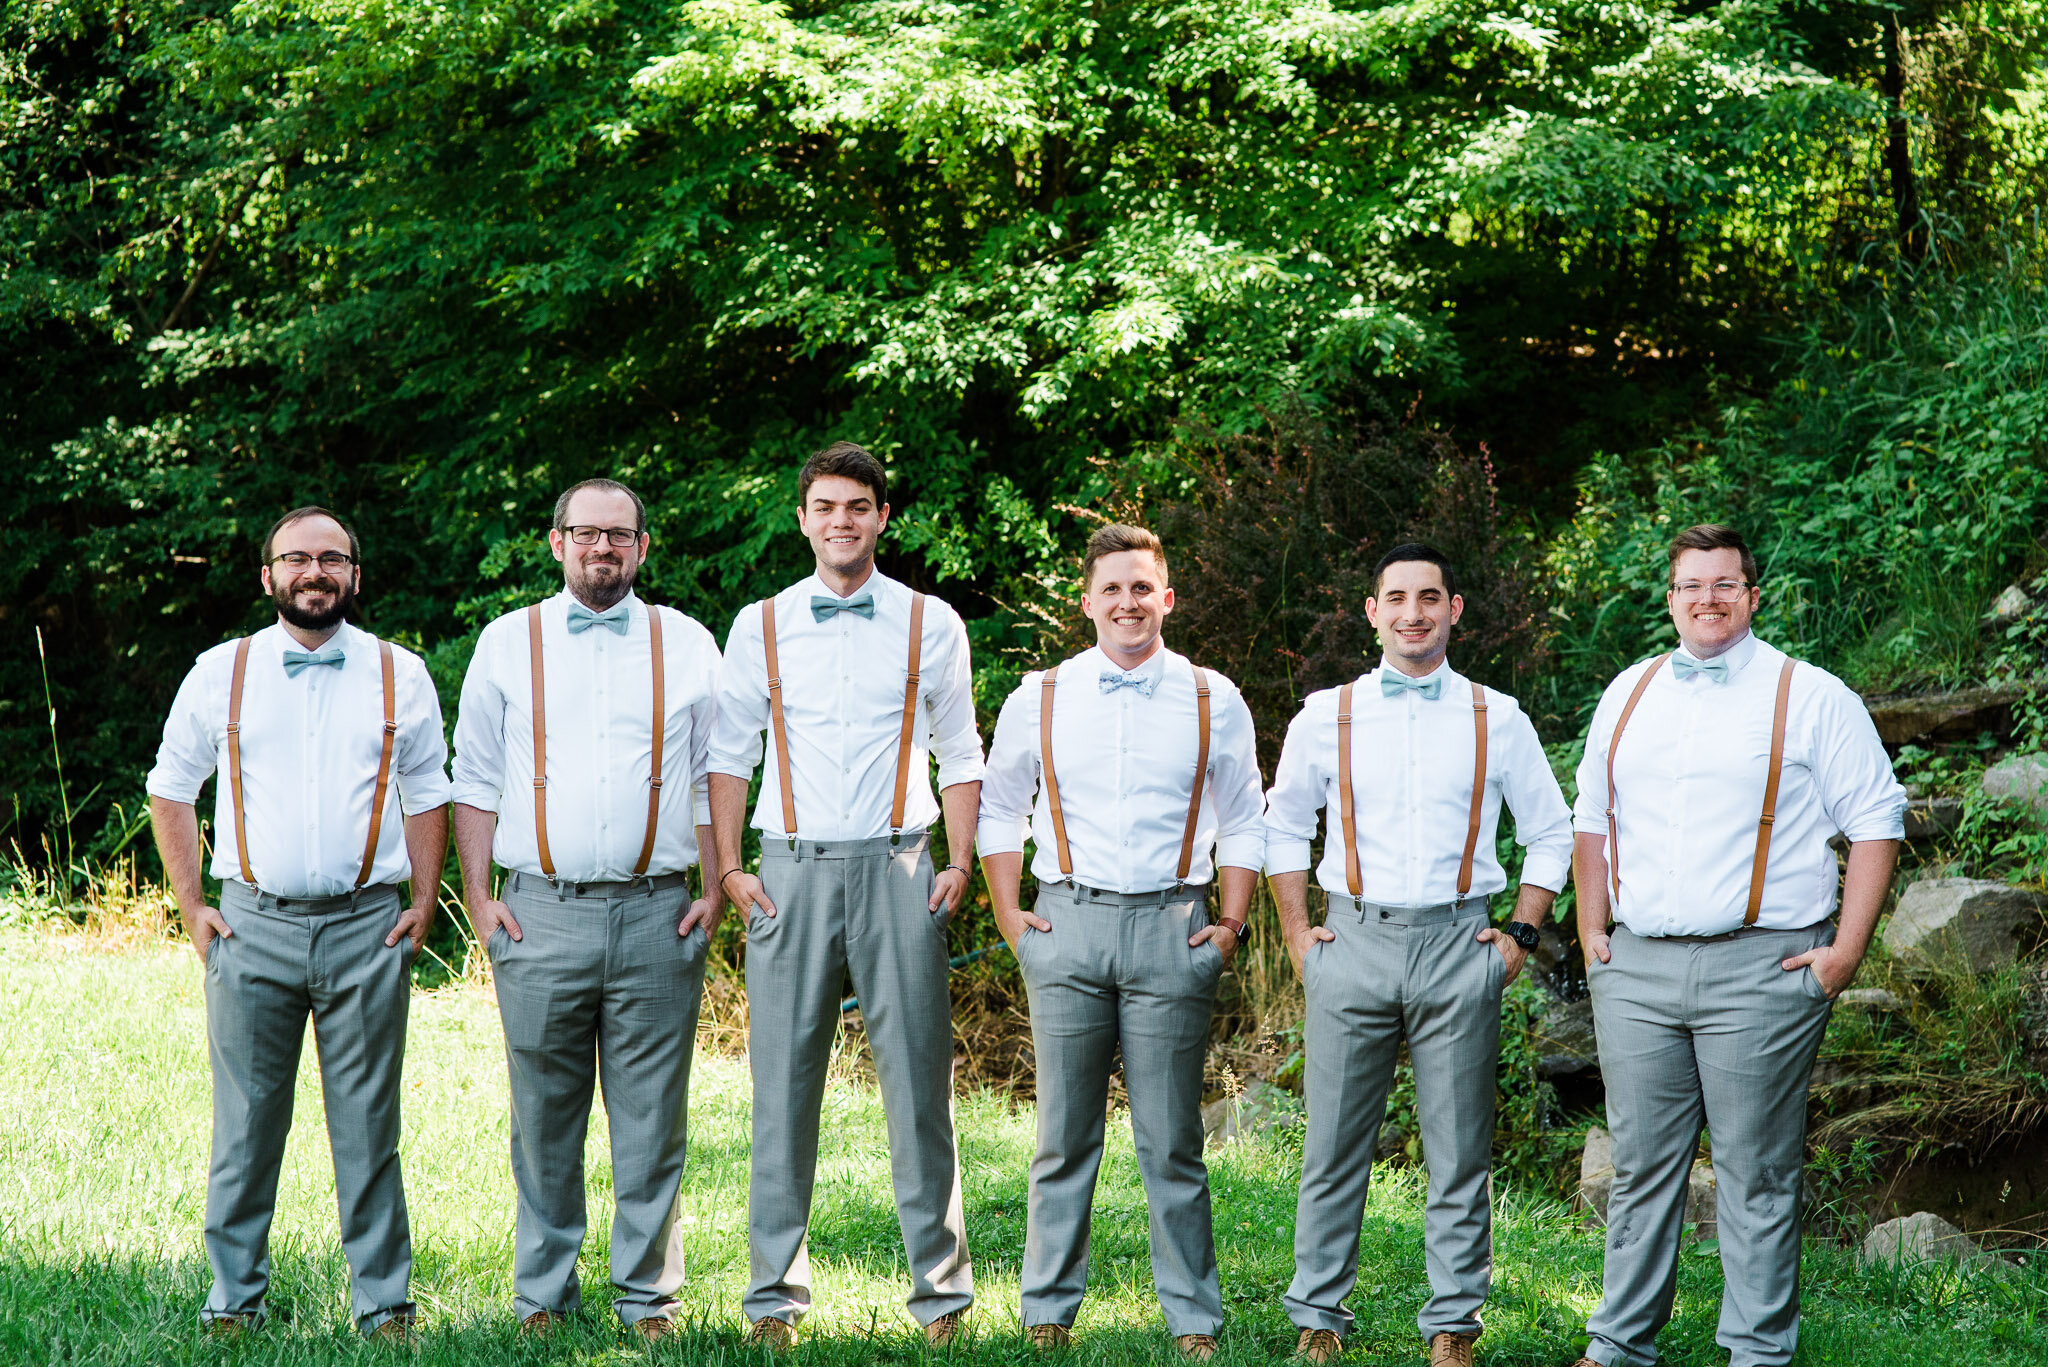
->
<box><xmin>1</xmin><ymin>928</ymin><xmax>2042</xmax><ymax>1363</ymax></box>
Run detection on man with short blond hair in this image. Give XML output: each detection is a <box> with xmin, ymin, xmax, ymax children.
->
<box><xmin>148</xmin><ymin>505</ymin><xmax>451</xmax><ymax>1340</ymax></box>
<box><xmin>1563</xmin><ymin>523</ymin><xmax>1903</xmax><ymax>1367</ymax></box>
<box><xmin>452</xmin><ymin>478</ymin><xmax>725</xmax><ymax>1342</ymax></box>
<box><xmin>979</xmin><ymin>522</ymin><xmax>1266</xmax><ymax>1361</ymax></box>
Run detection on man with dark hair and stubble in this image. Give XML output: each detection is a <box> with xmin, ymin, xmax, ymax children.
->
<box><xmin>978</xmin><ymin>523</ymin><xmax>1267</xmax><ymax>1362</ymax></box>
<box><xmin>147</xmin><ymin>506</ymin><xmax>451</xmax><ymax>1341</ymax></box>
<box><xmin>1562</xmin><ymin>524</ymin><xmax>1903</xmax><ymax>1367</ymax></box>
<box><xmin>711</xmin><ymin>441</ymin><xmax>983</xmax><ymax>1350</ymax></box>
<box><xmin>451</xmin><ymin>478</ymin><xmax>726</xmax><ymax>1343</ymax></box>
<box><xmin>1264</xmin><ymin>542</ymin><xmax>1574</xmax><ymax>1366</ymax></box>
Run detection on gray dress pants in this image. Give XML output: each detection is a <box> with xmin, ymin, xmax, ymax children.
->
<box><xmin>743</xmin><ymin>834</ymin><xmax>973</xmax><ymax>1328</ymax></box>
<box><xmin>1583</xmin><ymin>923</ymin><xmax>1834</xmax><ymax>1367</ymax></box>
<box><xmin>203</xmin><ymin>881</ymin><xmax>415</xmax><ymax>1333</ymax></box>
<box><xmin>1017</xmin><ymin>882</ymin><xmax>1226</xmax><ymax>1338</ymax></box>
<box><xmin>491</xmin><ymin>870</ymin><xmax>708</xmax><ymax>1325</ymax></box>
<box><xmin>1284</xmin><ymin>899</ymin><xmax>1504</xmax><ymax>1344</ymax></box>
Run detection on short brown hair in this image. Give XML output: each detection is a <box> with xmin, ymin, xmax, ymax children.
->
<box><xmin>552</xmin><ymin>478</ymin><xmax>647</xmax><ymax>533</ymax></box>
<box><xmin>1081</xmin><ymin>523</ymin><xmax>1168</xmax><ymax>590</ymax></box>
<box><xmin>799</xmin><ymin>441</ymin><xmax>888</xmax><ymax>508</ymax></box>
<box><xmin>262</xmin><ymin>506</ymin><xmax>360</xmax><ymax>566</ymax></box>
<box><xmin>1667</xmin><ymin>523</ymin><xmax>1758</xmax><ymax>586</ymax></box>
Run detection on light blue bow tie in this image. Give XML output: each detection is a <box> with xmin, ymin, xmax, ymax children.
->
<box><xmin>811</xmin><ymin>590</ymin><xmax>875</xmax><ymax>622</ymax></box>
<box><xmin>1381</xmin><ymin>671</ymin><xmax>1442</xmax><ymax>700</ymax></box>
<box><xmin>1671</xmin><ymin>654</ymin><xmax>1730</xmax><ymax>684</ymax></box>
<box><xmin>1098</xmin><ymin>670</ymin><xmax>1158</xmax><ymax>697</ymax></box>
<box><xmin>281</xmin><ymin>647</ymin><xmax>346</xmax><ymax>678</ymax></box>
<box><xmin>566</xmin><ymin>600</ymin><xmax>631</xmax><ymax>635</ymax></box>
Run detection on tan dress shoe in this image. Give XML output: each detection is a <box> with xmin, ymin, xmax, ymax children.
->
<box><xmin>747</xmin><ymin>1316</ymin><xmax>796</xmax><ymax>1352</ymax></box>
<box><xmin>368</xmin><ymin>1311</ymin><xmax>418</xmax><ymax>1344</ymax></box>
<box><xmin>520</xmin><ymin>1311</ymin><xmax>561</xmax><ymax>1337</ymax></box>
<box><xmin>628</xmin><ymin>1315</ymin><xmax>674</xmax><ymax>1345</ymax></box>
<box><xmin>924</xmin><ymin>1309</ymin><xmax>966</xmax><ymax>1346</ymax></box>
<box><xmin>204</xmin><ymin>1315</ymin><xmax>258</xmax><ymax>1341</ymax></box>
<box><xmin>1027</xmin><ymin>1323</ymin><xmax>1073</xmax><ymax>1350</ymax></box>
<box><xmin>1175</xmin><ymin>1333</ymin><xmax>1220</xmax><ymax>1361</ymax></box>
<box><xmin>1429</xmin><ymin>1332</ymin><xmax>1476</xmax><ymax>1366</ymax></box>
<box><xmin>1294</xmin><ymin>1326</ymin><xmax>1345</xmax><ymax>1362</ymax></box>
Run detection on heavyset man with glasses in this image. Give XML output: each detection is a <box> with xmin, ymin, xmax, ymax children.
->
<box><xmin>146</xmin><ymin>506</ymin><xmax>451</xmax><ymax>1340</ymax></box>
<box><xmin>451</xmin><ymin>478</ymin><xmax>725</xmax><ymax>1343</ymax></box>
<box><xmin>1563</xmin><ymin>524</ymin><xmax>1903</xmax><ymax>1367</ymax></box>
<box><xmin>710</xmin><ymin>442</ymin><xmax>982</xmax><ymax>1351</ymax></box>
<box><xmin>1264</xmin><ymin>544</ymin><xmax>1573</xmax><ymax>1367</ymax></box>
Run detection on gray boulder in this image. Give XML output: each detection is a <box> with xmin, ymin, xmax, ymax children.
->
<box><xmin>1982</xmin><ymin>753</ymin><xmax>2048</xmax><ymax>819</ymax></box>
<box><xmin>1901</xmin><ymin>795</ymin><xmax>1962</xmax><ymax>840</ymax></box>
<box><xmin>1859</xmin><ymin>1211</ymin><xmax>1990</xmax><ymax>1269</ymax></box>
<box><xmin>1202</xmin><ymin>1081</ymin><xmax>1302</xmax><ymax>1147</ymax></box>
<box><xmin>1536</xmin><ymin>996</ymin><xmax>1599</xmax><ymax>1077</ymax></box>
<box><xmin>1989</xmin><ymin>584</ymin><xmax>2033</xmax><ymax>627</ymax></box>
<box><xmin>1835</xmin><ymin>987</ymin><xmax>1907</xmax><ymax>1011</ymax></box>
<box><xmin>1882</xmin><ymin>878</ymin><xmax>2046</xmax><ymax>975</ymax></box>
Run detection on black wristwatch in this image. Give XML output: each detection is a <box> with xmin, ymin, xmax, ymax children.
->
<box><xmin>1502</xmin><ymin>920</ymin><xmax>1541</xmax><ymax>951</ymax></box>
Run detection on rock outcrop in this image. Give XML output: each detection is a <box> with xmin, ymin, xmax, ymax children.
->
<box><xmin>1882</xmin><ymin>877</ymin><xmax>2046</xmax><ymax>975</ymax></box>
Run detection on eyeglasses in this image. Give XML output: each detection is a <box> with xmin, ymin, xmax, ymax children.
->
<box><xmin>563</xmin><ymin>525</ymin><xmax>641</xmax><ymax>547</ymax></box>
<box><xmin>270</xmin><ymin>552</ymin><xmax>355</xmax><ymax>572</ymax></box>
<box><xmin>1670</xmin><ymin>580</ymin><xmax>1753</xmax><ymax>600</ymax></box>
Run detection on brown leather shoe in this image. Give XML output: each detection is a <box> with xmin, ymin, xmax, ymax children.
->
<box><xmin>1429</xmin><ymin>1332</ymin><xmax>1476</xmax><ymax>1367</ymax></box>
<box><xmin>1564</xmin><ymin>1360</ymin><xmax>1601</xmax><ymax>1367</ymax></box>
<box><xmin>628</xmin><ymin>1315</ymin><xmax>674</xmax><ymax>1345</ymax></box>
<box><xmin>1175</xmin><ymin>1333</ymin><xmax>1220</xmax><ymax>1361</ymax></box>
<box><xmin>924</xmin><ymin>1309</ymin><xmax>966</xmax><ymax>1347</ymax></box>
<box><xmin>1294</xmin><ymin>1326</ymin><xmax>1344</xmax><ymax>1362</ymax></box>
<box><xmin>747</xmin><ymin>1316</ymin><xmax>796</xmax><ymax>1352</ymax></box>
<box><xmin>519</xmin><ymin>1310</ymin><xmax>561</xmax><ymax>1338</ymax></box>
<box><xmin>368</xmin><ymin>1311</ymin><xmax>418</xmax><ymax>1344</ymax></box>
<box><xmin>1027</xmin><ymin>1323</ymin><xmax>1072</xmax><ymax>1351</ymax></box>
<box><xmin>204</xmin><ymin>1314</ymin><xmax>258</xmax><ymax>1341</ymax></box>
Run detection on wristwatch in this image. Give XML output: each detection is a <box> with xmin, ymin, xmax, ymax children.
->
<box><xmin>1219</xmin><ymin>917</ymin><xmax>1249</xmax><ymax>945</ymax></box>
<box><xmin>1502</xmin><ymin>920</ymin><xmax>1541</xmax><ymax>951</ymax></box>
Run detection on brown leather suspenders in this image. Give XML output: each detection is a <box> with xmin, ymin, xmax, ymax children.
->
<box><xmin>527</xmin><ymin>602</ymin><xmax>668</xmax><ymax>880</ymax></box>
<box><xmin>1333</xmin><ymin>676</ymin><xmax>1488</xmax><ymax>902</ymax></box>
<box><xmin>1605</xmin><ymin>654</ymin><xmax>1797</xmax><ymax>924</ymax></box>
<box><xmin>1037</xmin><ymin>663</ymin><xmax>1212</xmax><ymax>881</ymax></box>
<box><xmin>760</xmin><ymin>590</ymin><xmax>927</xmax><ymax>844</ymax></box>
<box><xmin>225</xmin><ymin>635</ymin><xmax>396</xmax><ymax>889</ymax></box>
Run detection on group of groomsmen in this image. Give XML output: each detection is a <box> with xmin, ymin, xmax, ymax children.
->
<box><xmin>146</xmin><ymin>440</ymin><xmax>1905</xmax><ymax>1366</ymax></box>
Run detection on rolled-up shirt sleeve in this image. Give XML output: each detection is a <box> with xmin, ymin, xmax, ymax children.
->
<box><xmin>450</xmin><ymin>626</ymin><xmax>510</xmax><ymax>813</ymax></box>
<box><xmin>1498</xmin><ymin>705</ymin><xmax>1572</xmax><ymax>891</ymax></box>
<box><xmin>394</xmin><ymin>651</ymin><xmax>453</xmax><ymax>814</ymax></box>
<box><xmin>974</xmin><ymin>677</ymin><xmax>1041</xmax><ymax>857</ymax></box>
<box><xmin>1814</xmin><ymin>678</ymin><xmax>1907</xmax><ymax>841</ymax></box>
<box><xmin>1262</xmin><ymin>694</ymin><xmax>1329</xmax><ymax>876</ymax></box>
<box><xmin>709</xmin><ymin>604</ymin><xmax>769</xmax><ymax>782</ymax></box>
<box><xmin>1210</xmin><ymin>682</ymin><xmax>1267</xmax><ymax>871</ymax></box>
<box><xmin>145</xmin><ymin>654</ymin><xmax>221</xmax><ymax>804</ymax></box>
<box><xmin>927</xmin><ymin>604</ymin><xmax>985</xmax><ymax>790</ymax></box>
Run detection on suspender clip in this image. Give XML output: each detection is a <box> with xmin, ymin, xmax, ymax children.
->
<box><xmin>383</xmin><ymin>719</ymin><xmax>398</xmax><ymax>736</ymax></box>
<box><xmin>648</xmin><ymin>776</ymin><xmax>663</xmax><ymax>790</ymax></box>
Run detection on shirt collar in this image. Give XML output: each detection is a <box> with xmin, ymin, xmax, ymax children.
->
<box><xmin>800</xmin><ymin>567</ymin><xmax>897</xmax><ymax>604</ymax></box>
<box><xmin>1085</xmin><ymin>643</ymin><xmax>1174</xmax><ymax>684</ymax></box>
<box><xmin>263</xmin><ymin>618</ymin><xmax>358</xmax><ymax>659</ymax></box>
<box><xmin>1673</xmin><ymin>630</ymin><xmax>1758</xmax><ymax>677</ymax></box>
<box><xmin>1369</xmin><ymin>656</ymin><xmax>1454</xmax><ymax>691</ymax></box>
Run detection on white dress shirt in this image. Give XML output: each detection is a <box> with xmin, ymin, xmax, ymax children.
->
<box><xmin>146</xmin><ymin>621</ymin><xmax>452</xmax><ymax>896</ymax></box>
<box><xmin>709</xmin><ymin>570</ymin><xmax>983</xmax><ymax>841</ymax></box>
<box><xmin>451</xmin><ymin>591</ymin><xmax>720</xmax><ymax>880</ymax></box>
<box><xmin>977</xmin><ymin>645</ymin><xmax>1266</xmax><ymax>891</ymax></box>
<box><xmin>1264</xmin><ymin>660</ymin><xmax>1573</xmax><ymax>905</ymax></box>
<box><xmin>1572</xmin><ymin>632</ymin><xmax>1906</xmax><ymax>935</ymax></box>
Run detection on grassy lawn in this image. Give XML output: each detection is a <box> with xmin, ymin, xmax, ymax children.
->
<box><xmin>0</xmin><ymin>928</ymin><xmax>2040</xmax><ymax>1365</ymax></box>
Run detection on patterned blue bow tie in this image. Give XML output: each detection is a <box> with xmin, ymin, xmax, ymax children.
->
<box><xmin>566</xmin><ymin>600</ymin><xmax>631</xmax><ymax>635</ymax></box>
<box><xmin>1098</xmin><ymin>670</ymin><xmax>1158</xmax><ymax>697</ymax></box>
<box><xmin>1381</xmin><ymin>671</ymin><xmax>1442</xmax><ymax>700</ymax></box>
<box><xmin>1671</xmin><ymin>654</ymin><xmax>1730</xmax><ymax>684</ymax></box>
<box><xmin>811</xmin><ymin>590</ymin><xmax>875</xmax><ymax>622</ymax></box>
<box><xmin>281</xmin><ymin>647</ymin><xmax>345</xmax><ymax>678</ymax></box>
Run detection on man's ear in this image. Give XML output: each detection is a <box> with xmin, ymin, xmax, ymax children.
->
<box><xmin>1364</xmin><ymin>596</ymin><xmax>1382</xmax><ymax>628</ymax></box>
<box><xmin>875</xmin><ymin>501</ymin><xmax>890</xmax><ymax>532</ymax></box>
<box><xmin>1448</xmin><ymin>593</ymin><xmax>1464</xmax><ymax>626</ymax></box>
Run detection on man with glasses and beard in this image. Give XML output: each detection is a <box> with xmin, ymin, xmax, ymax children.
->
<box><xmin>451</xmin><ymin>478</ymin><xmax>725</xmax><ymax>1343</ymax></box>
<box><xmin>456</xmin><ymin>481</ymin><xmax>729</xmax><ymax>1344</ymax></box>
<box><xmin>147</xmin><ymin>506</ymin><xmax>452</xmax><ymax>1341</ymax></box>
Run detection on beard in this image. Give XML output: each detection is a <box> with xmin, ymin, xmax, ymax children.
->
<box><xmin>567</xmin><ymin>553</ymin><xmax>637</xmax><ymax>611</ymax></box>
<box><xmin>273</xmin><ymin>574</ymin><xmax>356</xmax><ymax>631</ymax></box>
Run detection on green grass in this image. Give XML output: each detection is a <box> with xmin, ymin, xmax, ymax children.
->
<box><xmin>0</xmin><ymin>929</ymin><xmax>2041</xmax><ymax>1365</ymax></box>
